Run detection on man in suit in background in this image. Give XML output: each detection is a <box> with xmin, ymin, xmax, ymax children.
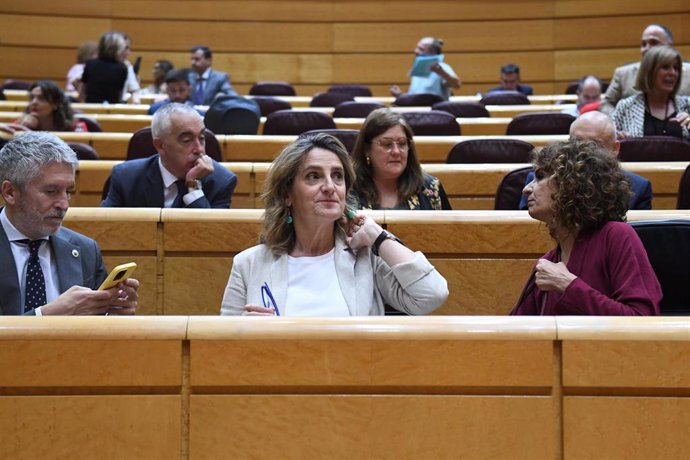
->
<box><xmin>600</xmin><ymin>23</ymin><xmax>690</xmax><ymax>115</ymax></box>
<box><xmin>488</xmin><ymin>63</ymin><xmax>533</xmax><ymax>96</ymax></box>
<box><xmin>0</xmin><ymin>132</ymin><xmax>139</xmax><ymax>315</ymax></box>
<box><xmin>188</xmin><ymin>45</ymin><xmax>237</xmax><ymax>105</ymax></box>
<box><xmin>519</xmin><ymin>111</ymin><xmax>652</xmax><ymax>210</ymax></box>
<box><xmin>148</xmin><ymin>68</ymin><xmax>201</xmax><ymax>115</ymax></box>
<box><xmin>102</xmin><ymin>103</ymin><xmax>237</xmax><ymax>208</ymax></box>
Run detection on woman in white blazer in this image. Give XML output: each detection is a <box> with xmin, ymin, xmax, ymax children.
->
<box><xmin>220</xmin><ymin>133</ymin><xmax>448</xmax><ymax>316</ymax></box>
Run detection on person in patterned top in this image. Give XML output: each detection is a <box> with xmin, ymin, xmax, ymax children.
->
<box><xmin>350</xmin><ymin>108</ymin><xmax>451</xmax><ymax>210</ymax></box>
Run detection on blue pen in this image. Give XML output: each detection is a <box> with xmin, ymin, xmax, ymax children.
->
<box><xmin>261</xmin><ymin>282</ymin><xmax>280</xmax><ymax>316</ymax></box>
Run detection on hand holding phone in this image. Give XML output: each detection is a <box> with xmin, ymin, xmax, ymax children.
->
<box><xmin>99</xmin><ymin>262</ymin><xmax>137</xmax><ymax>290</ymax></box>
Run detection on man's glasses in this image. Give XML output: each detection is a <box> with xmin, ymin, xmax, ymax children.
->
<box><xmin>373</xmin><ymin>139</ymin><xmax>410</xmax><ymax>152</ymax></box>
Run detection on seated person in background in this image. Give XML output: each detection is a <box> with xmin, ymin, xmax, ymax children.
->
<box><xmin>390</xmin><ymin>37</ymin><xmax>461</xmax><ymax>101</ymax></box>
<box><xmin>66</xmin><ymin>41</ymin><xmax>97</xmax><ymax>93</ymax></box>
<box><xmin>512</xmin><ymin>140</ymin><xmax>661</xmax><ymax>316</ymax></box>
<box><xmin>612</xmin><ymin>46</ymin><xmax>690</xmax><ymax>140</ymax></box>
<box><xmin>140</xmin><ymin>59</ymin><xmax>174</xmax><ymax>96</ymax></box>
<box><xmin>102</xmin><ymin>103</ymin><xmax>236</xmax><ymax>208</ymax></box>
<box><xmin>189</xmin><ymin>45</ymin><xmax>237</xmax><ymax>105</ymax></box>
<box><xmin>120</xmin><ymin>34</ymin><xmax>141</xmax><ymax>104</ymax></box>
<box><xmin>220</xmin><ymin>133</ymin><xmax>448</xmax><ymax>316</ymax></box>
<box><xmin>81</xmin><ymin>31</ymin><xmax>128</xmax><ymax>104</ymax></box>
<box><xmin>148</xmin><ymin>69</ymin><xmax>199</xmax><ymax>115</ymax></box>
<box><xmin>562</xmin><ymin>75</ymin><xmax>602</xmax><ymax>117</ymax></box>
<box><xmin>350</xmin><ymin>108</ymin><xmax>451</xmax><ymax>210</ymax></box>
<box><xmin>487</xmin><ymin>64</ymin><xmax>533</xmax><ymax>96</ymax></box>
<box><xmin>0</xmin><ymin>132</ymin><xmax>139</xmax><ymax>315</ymax></box>
<box><xmin>0</xmin><ymin>80</ymin><xmax>89</xmax><ymax>134</ymax></box>
<box><xmin>520</xmin><ymin>111</ymin><xmax>652</xmax><ymax>210</ymax></box>
<box><xmin>600</xmin><ymin>23</ymin><xmax>690</xmax><ymax>115</ymax></box>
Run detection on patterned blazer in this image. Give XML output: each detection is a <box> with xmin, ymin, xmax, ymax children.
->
<box><xmin>612</xmin><ymin>93</ymin><xmax>690</xmax><ymax>139</ymax></box>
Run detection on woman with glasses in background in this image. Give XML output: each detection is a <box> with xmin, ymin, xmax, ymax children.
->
<box><xmin>350</xmin><ymin>108</ymin><xmax>452</xmax><ymax>210</ymax></box>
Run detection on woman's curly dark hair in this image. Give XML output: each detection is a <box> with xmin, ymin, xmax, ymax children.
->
<box><xmin>532</xmin><ymin>140</ymin><xmax>631</xmax><ymax>235</ymax></box>
<box><xmin>27</xmin><ymin>80</ymin><xmax>75</xmax><ymax>131</ymax></box>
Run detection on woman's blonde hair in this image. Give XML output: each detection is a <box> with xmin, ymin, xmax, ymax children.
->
<box><xmin>635</xmin><ymin>45</ymin><xmax>682</xmax><ymax>97</ymax></box>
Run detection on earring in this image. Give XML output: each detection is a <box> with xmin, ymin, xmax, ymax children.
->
<box><xmin>366</xmin><ymin>156</ymin><xmax>370</xmax><ymax>166</ymax></box>
<box><xmin>286</xmin><ymin>207</ymin><xmax>293</xmax><ymax>224</ymax></box>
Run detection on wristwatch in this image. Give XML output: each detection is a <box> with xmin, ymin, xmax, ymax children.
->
<box><xmin>372</xmin><ymin>230</ymin><xmax>403</xmax><ymax>256</ymax></box>
<box><xmin>185</xmin><ymin>179</ymin><xmax>202</xmax><ymax>192</ymax></box>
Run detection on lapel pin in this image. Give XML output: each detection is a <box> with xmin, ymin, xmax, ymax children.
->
<box><xmin>72</xmin><ymin>249</ymin><xmax>79</xmax><ymax>258</ymax></box>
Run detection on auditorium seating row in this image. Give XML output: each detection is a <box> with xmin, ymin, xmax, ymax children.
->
<box><xmin>60</xmin><ymin>208</ymin><xmax>689</xmax><ymax>316</ymax></box>
<box><xmin>1</xmin><ymin>315</ymin><xmax>687</xmax><ymax>459</ymax></box>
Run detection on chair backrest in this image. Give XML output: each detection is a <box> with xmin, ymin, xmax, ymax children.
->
<box><xmin>126</xmin><ymin>127</ymin><xmax>223</xmax><ymax>162</ymax></box>
<box><xmin>301</xmin><ymin>129</ymin><xmax>359</xmax><ymax>154</ymax></box>
<box><xmin>204</xmin><ymin>95</ymin><xmax>261</xmax><ymax>135</ymax></box>
<box><xmin>401</xmin><ymin>110</ymin><xmax>460</xmax><ymax>136</ymax></box>
<box><xmin>74</xmin><ymin>114</ymin><xmax>103</xmax><ymax>133</ymax></box>
<box><xmin>2</xmin><ymin>79</ymin><xmax>32</xmax><ymax>91</ymax></box>
<box><xmin>631</xmin><ymin>220</ymin><xmax>690</xmax><ymax>315</ymax></box>
<box><xmin>480</xmin><ymin>91</ymin><xmax>530</xmax><ymax>106</ymax></box>
<box><xmin>432</xmin><ymin>101</ymin><xmax>490</xmax><ymax>118</ymax></box>
<box><xmin>252</xmin><ymin>96</ymin><xmax>292</xmax><ymax>117</ymax></box>
<box><xmin>309</xmin><ymin>91</ymin><xmax>354</xmax><ymax>107</ymax></box>
<box><xmin>263</xmin><ymin>110</ymin><xmax>336</xmax><ymax>135</ymax></box>
<box><xmin>249</xmin><ymin>81</ymin><xmax>296</xmax><ymax>96</ymax></box>
<box><xmin>447</xmin><ymin>139</ymin><xmax>534</xmax><ymax>164</ymax></box>
<box><xmin>67</xmin><ymin>142</ymin><xmax>99</xmax><ymax>160</ymax></box>
<box><xmin>618</xmin><ymin>136</ymin><xmax>690</xmax><ymax>162</ymax></box>
<box><xmin>506</xmin><ymin>112</ymin><xmax>575</xmax><ymax>135</ymax></box>
<box><xmin>677</xmin><ymin>164</ymin><xmax>690</xmax><ymax>209</ymax></box>
<box><xmin>332</xmin><ymin>101</ymin><xmax>384</xmax><ymax>118</ymax></box>
<box><xmin>328</xmin><ymin>84</ymin><xmax>372</xmax><ymax>98</ymax></box>
<box><xmin>494</xmin><ymin>166</ymin><xmax>533</xmax><ymax>210</ymax></box>
<box><xmin>393</xmin><ymin>92</ymin><xmax>445</xmax><ymax>107</ymax></box>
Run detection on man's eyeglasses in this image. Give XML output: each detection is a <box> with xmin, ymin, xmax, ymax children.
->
<box><xmin>373</xmin><ymin>139</ymin><xmax>410</xmax><ymax>152</ymax></box>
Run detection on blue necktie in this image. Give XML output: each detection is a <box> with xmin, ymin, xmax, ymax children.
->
<box><xmin>172</xmin><ymin>179</ymin><xmax>187</xmax><ymax>208</ymax></box>
<box><xmin>194</xmin><ymin>78</ymin><xmax>205</xmax><ymax>105</ymax></box>
<box><xmin>22</xmin><ymin>239</ymin><xmax>47</xmax><ymax>312</ymax></box>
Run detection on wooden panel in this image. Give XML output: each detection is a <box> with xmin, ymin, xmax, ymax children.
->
<box><xmin>0</xmin><ymin>396</ymin><xmax>180</xmax><ymax>460</ymax></box>
<box><xmin>0</xmin><ymin>14</ymin><xmax>110</xmax><ymax>47</ymax></box>
<box><xmin>564</xmin><ymin>397</ymin><xmax>690</xmax><ymax>460</ymax></box>
<box><xmin>62</xmin><ymin>210</ymin><xmax>159</xmax><ymax>251</ymax></box>
<box><xmin>164</xmin><ymin>257</ymin><xmax>231</xmax><ymax>315</ymax></box>
<box><xmin>0</xmin><ymin>46</ymin><xmax>76</xmax><ymax>80</ymax></box>
<box><xmin>190</xmin><ymin>395</ymin><xmax>555</xmax><ymax>459</ymax></box>
<box><xmin>0</xmin><ymin>340</ymin><xmax>180</xmax><ymax>387</ymax></box>
<box><xmin>191</xmin><ymin>339</ymin><xmax>553</xmax><ymax>387</ymax></box>
<box><xmin>0</xmin><ymin>1</ymin><xmax>112</xmax><ymax>16</ymax></box>
<box><xmin>562</xmin><ymin>341</ymin><xmax>690</xmax><ymax>389</ymax></box>
<box><xmin>163</xmin><ymin>216</ymin><xmax>262</xmax><ymax>252</ymax></box>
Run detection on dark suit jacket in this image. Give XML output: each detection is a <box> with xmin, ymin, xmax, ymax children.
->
<box><xmin>189</xmin><ymin>69</ymin><xmax>237</xmax><ymax>105</ymax></box>
<box><xmin>147</xmin><ymin>99</ymin><xmax>201</xmax><ymax>115</ymax></box>
<box><xmin>488</xmin><ymin>84</ymin><xmax>533</xmax><ymax>96</ymax></box>
<box><xmin>101</xmin><ymin>154</ymin><xmax>237</xmax><ymax>208</ymax></box>
<box><xmin>0</xmin><ymin>223</ymin><xmax>107</xmax><ymax>315</ymax></box>
<box><xmin>518</xmin><ymin>170</ymin><xmax>653</xmax><ymax>210</ymax></box>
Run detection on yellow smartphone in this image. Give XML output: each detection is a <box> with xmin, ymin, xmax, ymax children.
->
<box><xmin>98</xmin><ymin>262</ymin><xmax>137</xmax><ymax>290</ymax></box>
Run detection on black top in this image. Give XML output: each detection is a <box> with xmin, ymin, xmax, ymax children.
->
<box><xmin>82</xmin><ymin>58</ymin><xmax>128</xmax><ymax>103</ymax></box>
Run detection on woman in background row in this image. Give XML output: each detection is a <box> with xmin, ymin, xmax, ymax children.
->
<box><xmin>66</xmin><ymin>41</ymin><xmax>97</xmax><ymax>93</ymax></box>
<box><xmin>0</xmin><ymin>80</ymin><xmax>88</xmax><ymax>134</ymax></box>
<box><xmin>350</xmin><ymin>108</ymin><xmax>451</xmax><ymax>210</ymax></box>
<box><xmin>612</xmin><ymin>45</ymin><xmax>690</xmax><ymax>139</ymax></box>
<box><xmin>512</xmin><ymin>140</ymin><xmax>661</xmax><ymax>316</ymax></box>
<box><xmin>221</xmin><ymin>133</ymin><xmax>448</xmax><ymax>316</ymax></box>
<box><xmin>80</xmin><ymin>31</ymin><xmax>128</xmax><ymax>104</ymax></box>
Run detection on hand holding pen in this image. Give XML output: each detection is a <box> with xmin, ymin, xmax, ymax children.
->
<box><xmin>242</xmin><ymin>282</ymin><xmax>280</xmax><ymax>316</ymax></box>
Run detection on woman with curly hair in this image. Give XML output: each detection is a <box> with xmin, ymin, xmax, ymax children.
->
<box><xmin>350</xmin><ymin>107</ymin><xmax>451</xmax><ymax>210</ymax></box>
<box><xmin>511</xmin><ymin>140</ymin><xmax>661</xmax><ymax>316</ymax></box>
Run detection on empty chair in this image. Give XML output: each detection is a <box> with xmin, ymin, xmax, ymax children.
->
<box><xmin>494</xmin><ymin>166</ymin><xmax>533</xmax><ymax>210</ymax></box>
<box><xmin>126</xmin><ymin>126</ymin><xmax>223</xmax><ymax>162</ymax></box>
<box><xmin>332</xmin><ymin>101</ymin><xmax>385</xmax><ymax>118</ymax></box>
<box><xmin>393</xmin><ymin>92</ymin><xmax>444</xmax><ymax>107</ymax></box>
<box><xmin>68</xmin><ymin>142</ymin><xmax>99</xmax><ymax>160</ymax></box>
<box><xmin>263</xmin><ymin>110</ymin><xmax>336</xmax><ymax>135</ymax></box>
<box><xmin>432</xmin><ymin>101</ymin><xmax>489</xmax><ymax>118</ymax></box>
<box><xmin>401</xmin><ymin>110</ymin><xmax>460</xmax><ymax>136</ymax></box>
<box><xmin>480</xmin><ymin>91</ymin><xmax>530</xmax><ymax>105</ymax></box>
<box><xmin>506</xmin><ymin>112</ymin><xmax>576</xmax><ymax>135</ymax></box>
<box><xmin>310</xmin><ymin>91</ymin><xmax>354</xmax><ymax>107</ymax></box>
<box><xmin>252</xmin><ymin>96</ymin><xmax>292</xmax><ymax>117</ymax></box>
<box><xmin>74</xmin><ymin>114</ymin><xmax>103</xmax><ymax>132</ymax></box>
<box><xmin>447</xmin><ymin>139</ymin><xmax>534</xmax><ymax>164</ymax></box>
<box><xmin>677</xmin><ymin>164</ymin><xmax>690</xmax><ymax>209</ymax></box>
<box><xmin>328</xmin><ymin>84</ymin><xmax>373</xmax><ymax>98</ymax></box>
<box><xmin>301</xmin><ymin>129</ymin><xmax>359</xmax><ymax>153</ymax></box>
<box><xmin>204</xmin><ymin>95</ymin><xmax>261</xmax><ymax>135</ymax></box>
<box><xmin>249</xmin><ymin>81</ymin><xmax>296</xmax><ymax>96</ymax></box>
<box><xmin>618</xmin><ymin>136</ymin><xmax>690</xmax><ymax>162</ymax></box>
<box><xmin>631</xmin><ymin>220</ymin><xmax>690</xmax><ymax>315</ymax></box>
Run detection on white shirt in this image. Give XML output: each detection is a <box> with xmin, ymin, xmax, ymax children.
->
<box><xmin>284</xmin><ymin>248</ymin><xmax>350</xmax><ymax>316</ymax></box>
<box><xmin>1</xmin><ymin>209</ymin><xmax>60</xmax><ymax>315</ymax></box>
<box><xmin>158</xmin><ymin>158</ymin><xmax>204</xmax><ymax>207</ymax></box>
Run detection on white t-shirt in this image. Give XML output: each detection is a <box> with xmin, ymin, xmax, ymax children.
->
<box><xmin>284</xmin><ymin>248</ymin><xmax>350</xmax><ymax>316</ymax></box>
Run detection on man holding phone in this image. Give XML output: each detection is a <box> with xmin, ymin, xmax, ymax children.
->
<box><xmin>0</xmin><ymin>132</ymin><xmax>139</xmax><ymax>315</ymax></box>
